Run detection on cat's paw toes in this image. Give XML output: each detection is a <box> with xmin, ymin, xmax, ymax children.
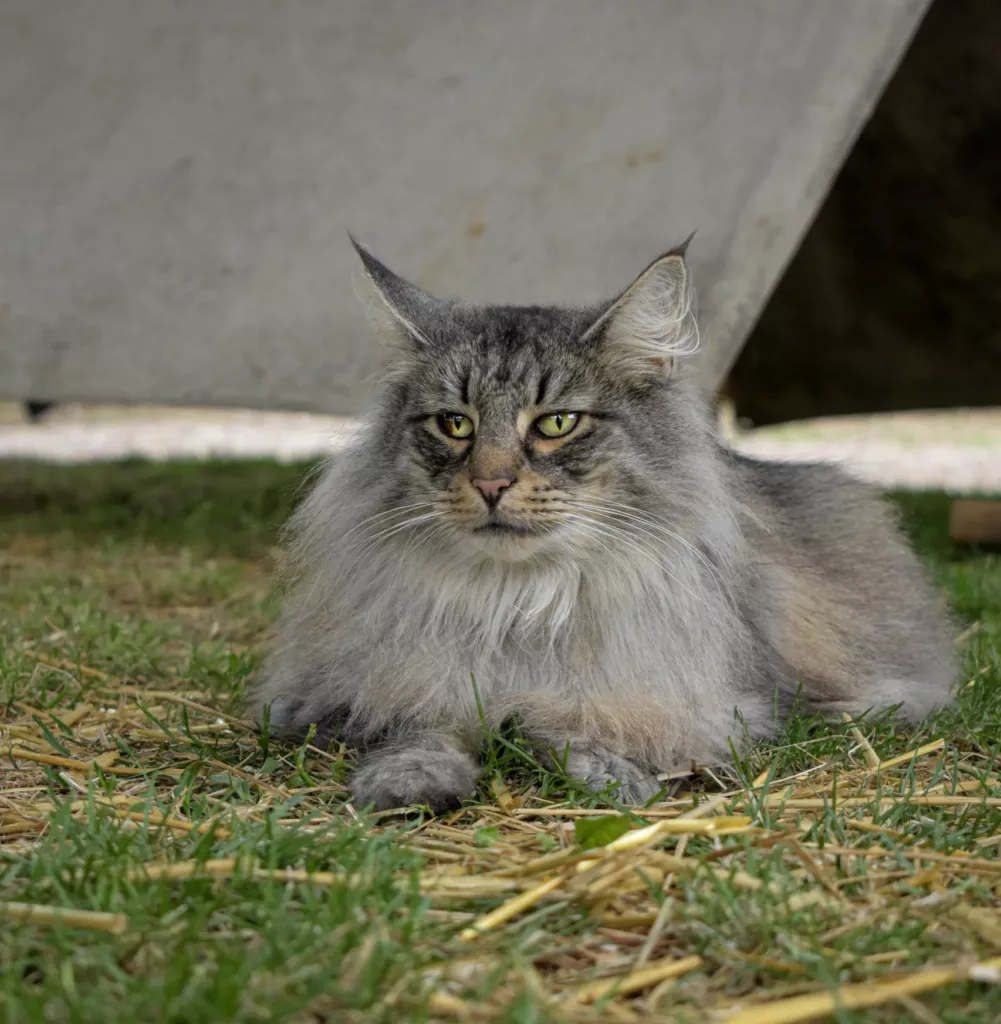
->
<box><xmin>351</xmin><ymin>747</ymin><xmax>479</xmax><ymax>813</ymax></box>
<box><xmin>254</xmin><ymin>690</ymin><xmax>351</xmax><ymax>746</ymax></box>
<box><xmin>254</xmin><ymin>695</ymin><xmax>299</xmax><ymax>733</ymax></box>
<box><xmin>563</xmin><ymin>747</ymin><xmax>663</xmax><ymax>804</ymax></box>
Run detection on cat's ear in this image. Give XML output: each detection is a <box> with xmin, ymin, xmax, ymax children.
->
<box><xmin>349</xmin><ymin>235</ymin><xmax>441</xmax><ymax>350</ymax></box>
<box><xmin>583</xmin><ymin>236</ymin><xmax>698</xmax><ymax>382</ymax></box>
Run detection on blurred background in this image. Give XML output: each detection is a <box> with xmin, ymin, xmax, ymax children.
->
<box><xmin>2</xmin><ymin>0</ymin><xmax>999</xmax><ymax>494</ymax></box>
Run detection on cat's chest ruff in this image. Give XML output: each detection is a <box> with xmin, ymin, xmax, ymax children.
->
<box><xmin>448</xmin><ymin>583</ymin><xmax>658</xmax><ymax>690</ymax></box>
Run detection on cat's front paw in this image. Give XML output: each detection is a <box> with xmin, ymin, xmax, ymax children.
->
<box><xmin>561</xmin><ymin>745</ymin><xmax>663</xmax><ymax>804</ymax></box>
<box><xmin>351</xmin><ymin>746</ymin><xmax>479</xmax><ymax>813</ymax></box>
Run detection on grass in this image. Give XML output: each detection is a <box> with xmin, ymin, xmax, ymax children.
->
<box><xmin>1</xmin><ymin>458</ymin><xmax>1000</xmax><ymax>1023</ymax></box>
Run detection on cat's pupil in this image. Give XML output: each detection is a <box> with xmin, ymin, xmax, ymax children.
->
<box><xmin>552</xmin><ymin>414</ymin><xmax>565</xmax><ymax>430</ymax></box>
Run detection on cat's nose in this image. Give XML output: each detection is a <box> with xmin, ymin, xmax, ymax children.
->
<box><xmin>472</xmin><ymin>476</ymin><xmax>516</xmax><ymax>508</ymax></box>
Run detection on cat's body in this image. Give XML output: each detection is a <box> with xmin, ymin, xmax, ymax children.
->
<box><xmin>253</xmin><ymin>241</ymin><xmax>955</xmax><ymax>809</ymax></box>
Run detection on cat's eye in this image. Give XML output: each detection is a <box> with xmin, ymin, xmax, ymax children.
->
<box><xmin>436</xmin><ymin>412</ymin><xmax>474</xmax><ymax>440</ymax></box>
<box><xmin>534</xmin><ymin>412</ymin><xmax>579</xmax><ymax>439</ymax></box>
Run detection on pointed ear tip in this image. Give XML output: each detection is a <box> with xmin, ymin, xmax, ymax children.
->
<box><xmin>648</xmin><ymin>249</ymin><xmax>690</xmax><ymax>282</ymax></box>
<box><xmin>346</xmin><ymin>232</ymin><xmax>371</xmax><ymax>259</ymax></box>
<box><xmin>667</xmin><ymin>231</ymin><xmax>696</xmax><ymax>260</ymax></box>
<box><xmin>348</xmin><ymin>237</ymin><xmax>390</xmax><ymax>285</ymax></box>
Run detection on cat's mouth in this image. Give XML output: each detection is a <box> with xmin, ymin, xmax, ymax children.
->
<box><xmin>474</xmin><ymin>517</ymin><xmax>534</xmax><ymax>537</ymax></box>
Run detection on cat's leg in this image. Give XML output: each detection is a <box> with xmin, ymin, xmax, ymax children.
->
<box><xmin>256</xmin><ymin>691</ymin><xmax>352</xmax><ymax>748</ymax></box>
<box><xmin>257</xmin><ymin>681</ymin><xmax>478</xmax><ymax>811</ymax></box>
<box><xmin>533</xmin><ymin>736</ymin><xmax>664</xmax><ymax>805</ymax></box>
<box><xmin>560</xmin><ymin>744</ymin><xmax>664</xmax><ymax>804</ymax></box>
<box><xmin>351</xmin><ymin>732</ymin><xmax>480</xmax><ymax>813</ymax></box>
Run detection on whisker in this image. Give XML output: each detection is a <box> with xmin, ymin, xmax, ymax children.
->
<box><xmin>399</xmin><ymin>518</ymin><xmax>451</xmax><ymax>562</ymax></box>
<box><xmin>557</xmin><ymin>513</ymin><xmax>712</xmax><ymax>609</ymax></box>
<box><xmin>338</xmin><ymin>510</ymin><xmax>447</xmax><ymax>580</ymax></box>
<box><xmin>340</xmin><ymin>500</ymin><xmax>441</xmax><ymax>543</ymax></box>
<box><xmin>565</xmin><ymin>499</ymin><xmax>731</xmax><ymax>596</ymax></box>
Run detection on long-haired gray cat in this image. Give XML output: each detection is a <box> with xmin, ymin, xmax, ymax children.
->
<box><xmin>253</xmin><ymin>238</ymin><xmax>955</xmax><ymax>810</ymax></box>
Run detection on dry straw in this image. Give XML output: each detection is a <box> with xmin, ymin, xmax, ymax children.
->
<box><xmin>3</xmin><ymin>666</ymin><xmax>1001</xmax><ymax>1020</ymax></box>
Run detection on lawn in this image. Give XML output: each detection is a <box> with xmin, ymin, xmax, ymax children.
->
<box><xmin>1</xmin><ymin>459</ymin><xmax>1000</xmax><ymax>1023</ymax></box>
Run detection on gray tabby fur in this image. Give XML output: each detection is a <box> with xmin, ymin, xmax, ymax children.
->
<box><xmin>251</xmin><ymin>239</ymin><xmax>956</xmax><ymax>810</ymax></box>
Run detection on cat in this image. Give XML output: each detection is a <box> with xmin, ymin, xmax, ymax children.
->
<box><xmin>251</xmin><ymin>237</ymin><xmax>956</xmax><ymax>810</ymax></box>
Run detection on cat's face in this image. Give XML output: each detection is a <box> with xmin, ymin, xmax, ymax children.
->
<box><xmin>388</xmin><ymin>305</ymin><xmax>639</xmax><ymax>561</ymax></box>
<box><xmin>355</xmin><ymin>240</ymin><xmax>700</xmax><ymax>563</ymax></box>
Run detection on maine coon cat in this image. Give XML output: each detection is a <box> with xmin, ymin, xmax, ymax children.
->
<box><xmin>252</xmin><ymin>238</ymin><xmax>955</xmax><ymax>810</ymax></box>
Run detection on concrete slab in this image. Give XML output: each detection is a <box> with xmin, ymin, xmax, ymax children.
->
<box><xmin>1</xmin><ymin>1</ymin><xmax>928</xmax><ymax>413</ymax></box>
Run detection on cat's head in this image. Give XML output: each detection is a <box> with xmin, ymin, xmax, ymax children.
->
<box><xmin>352</xmin><ymin>238</ymin><xmax>705</xmax><ymax>564</ymax></box>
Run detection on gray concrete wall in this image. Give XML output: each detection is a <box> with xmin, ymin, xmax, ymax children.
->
<box><xmin>0</xmin><ymin>0</ymin><xmax>929</xmax><ymax>415</ymax></box>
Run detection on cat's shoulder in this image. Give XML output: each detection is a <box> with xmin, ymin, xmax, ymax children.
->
<box><xmin>722</xmin><ymin>447</ymin><xmax>865</xmax><ymax>498</ymax></box>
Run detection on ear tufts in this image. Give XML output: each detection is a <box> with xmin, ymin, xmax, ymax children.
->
<box><xmin>582</xmin><ymin>238</ymin><xmax>699</xmax><ymax>383</ymax></box>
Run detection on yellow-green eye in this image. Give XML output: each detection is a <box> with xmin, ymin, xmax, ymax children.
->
<box><xmin>436</xmin><ymin>412</ymin><xmax>474</xmax><ymax>439</ymax></box>
<box><xmin>534</xmin><ymin>411</ymin><xmax>579</xmax><ymax>438</ymax></box>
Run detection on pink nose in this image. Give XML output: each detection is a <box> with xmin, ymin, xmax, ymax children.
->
<box><xmin>472</xmin><ymin>476</ymin><xmax>515</xmax><ymax>506</ymax></box>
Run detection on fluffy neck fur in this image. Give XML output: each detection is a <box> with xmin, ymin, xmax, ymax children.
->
<box><xmin>273</xmin><ymin>382</ymin><xmax>753</xmax><ymax>755</ymax></box>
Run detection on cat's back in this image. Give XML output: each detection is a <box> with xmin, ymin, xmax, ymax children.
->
<box><xmin>731</xmin><ymin>451</ymin><xmax>923</xmax><ymax>580</ymax></box>
<box><xmin>725</xmin><ymin>449</ymin><xmax>956</xmax><ymax>718</ymax></box>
